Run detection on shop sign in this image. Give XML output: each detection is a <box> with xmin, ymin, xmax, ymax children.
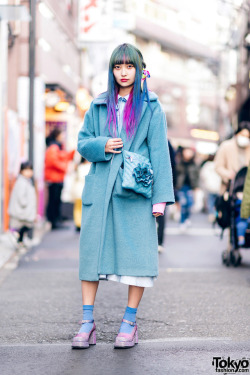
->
<box><xmin>78</xmin><ymin>0</ymin><xmax>113</xmax><ymax>43</ymax></box>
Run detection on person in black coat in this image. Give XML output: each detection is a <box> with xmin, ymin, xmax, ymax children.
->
<box><xmin>176</xmin><ymin>147</ymin><xmax>199</xmax><ymax>230</ymax></box>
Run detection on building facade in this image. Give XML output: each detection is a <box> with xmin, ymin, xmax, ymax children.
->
<box><xmin>0</xmin><ymin>0</ymin><xmax>82</xmax><ymax>232</ymax></box>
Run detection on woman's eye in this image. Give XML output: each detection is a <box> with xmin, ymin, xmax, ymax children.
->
<box><xmin>127</xmin><ymin>65</ymin><xmax>134</xmax><ymax>68</ymax></box>
<box><xmin>115</xmin><ymin>65</ymin><xmax>121</xmax><ymax>69</ymax></box>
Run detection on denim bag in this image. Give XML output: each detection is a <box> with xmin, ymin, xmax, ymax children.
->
<box><xmin>121</xmin><ymin>150</ymin><xmax>153</xmax><ymax>199</ymax></box>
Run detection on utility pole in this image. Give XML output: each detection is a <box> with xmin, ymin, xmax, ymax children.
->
<box><xmin>28</xmin><ymin>0</ymin><xmax>36</xmax><ymax>164</ymax></box>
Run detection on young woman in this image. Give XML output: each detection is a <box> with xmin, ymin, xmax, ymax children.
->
<box><xmin>45</xmin><ymin>129</ymin><xmax>75</xmax><ymax>230</ymax></box>
<box><xmin>72</xmin><ymin>43</ymin><xmax>175</xmax><ymax>349</ymax></box>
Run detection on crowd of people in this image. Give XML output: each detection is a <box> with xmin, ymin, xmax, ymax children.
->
<box><xmin>7</xmin><ymin>118</ymin><xmax>250</xmax><ymax>252</ymax></box>
<box><xmin>7</xmin><ymin>120</ymin><xmax>250</xmax><ymax>251</ymax></box>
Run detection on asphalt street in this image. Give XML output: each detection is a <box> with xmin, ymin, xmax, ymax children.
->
<box><xmin>0</xmin><ymin>213</ymin><xmax>250</xmax><ymax>375</ymax></box>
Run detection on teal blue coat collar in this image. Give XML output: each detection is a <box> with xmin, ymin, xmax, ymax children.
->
<box><xmin>93</xmin><ymin>91</ymin><xmax>158</xmax><ymax>105</ymax></box>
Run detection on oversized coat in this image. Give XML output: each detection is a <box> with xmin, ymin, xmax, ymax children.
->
<box><xmin>77</xmin><ymin>91</ymin><xmax>175</xmax><ymax>281</ymax></box>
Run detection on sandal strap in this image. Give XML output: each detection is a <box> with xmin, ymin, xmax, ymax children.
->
<box><xmin>81</xmin><ymin>319</ymin><xmax>94</xmax><ymax>324</ymax></box>
<box><xmin>122</xmin><ymin>318</ymin><xmax>136</xmax><ymax>326</ymax></box>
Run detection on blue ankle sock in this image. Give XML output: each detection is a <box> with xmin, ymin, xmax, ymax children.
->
<box><xmin>79</xmin><ymin>305</ymin><xmax>94</xmax><ymax>334</ymax></box>
<box><xmin>119</xmin><ymin>306</ymin><xmax>137</xmax><ymax>334</ymax></box>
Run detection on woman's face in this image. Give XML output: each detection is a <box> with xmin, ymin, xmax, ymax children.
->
<box><xmin>237</xmin><ymin>129</ymin><xmax>250</xmax><ymax>138</ymax></box>
<box><xmin>183</xmin><ymin>148</ymin><xmax>194</xmax><ymax>161</ymax></box>
<box><xmin>113</xmin><ymin>63</ymin><xmax>136</xmax><ymax>89</ymax></box>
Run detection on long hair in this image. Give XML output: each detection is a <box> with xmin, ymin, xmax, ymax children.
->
<box><xmin>106</xmin><ymin>43</ymin><xmax>150</xmax><ymax>139</ymax></box>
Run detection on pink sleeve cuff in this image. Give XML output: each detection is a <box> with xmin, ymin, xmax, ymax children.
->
<box><xmin>152</xmin><ymin>202</ymin><xmax>166</xmax><ymax>215</ymax></box>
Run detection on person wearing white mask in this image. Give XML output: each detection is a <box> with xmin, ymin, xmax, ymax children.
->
<box><xmin>215</xmin><ymin>122</ymin><xmax>250</xmax><ymax>194</ymax></box>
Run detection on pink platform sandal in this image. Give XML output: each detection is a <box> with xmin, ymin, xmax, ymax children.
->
<box><xmin>114</xmin><ymin>319</ymin><xmax>138</xmax><ymax>349</ymax></box>
<box><xmin>72</xmin><ymin>320</ymin><xmax>96</xmax><ymax>349</ymax></box>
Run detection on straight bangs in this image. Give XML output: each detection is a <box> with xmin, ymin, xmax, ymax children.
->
<box><xmin>110</xmin><ymin>44</ymin><xmax>142</xmax><ymax>70</ymax></box>
<box><xmin>106</xmin><ymin>43</ymin><xmax>149</xmax><ymax>139</ymax></box>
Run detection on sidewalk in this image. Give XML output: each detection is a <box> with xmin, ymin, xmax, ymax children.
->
<box><xmin>0</xmin><ymin>232</ymin><xmax>17</xmax><ymax>269</ymax></box>
<box><xmin>0</xmin><ymin>221</ymin><xmax>48</xmax><ymax>271</ymax></box>
<box><xmin>0</xmin><ymin>213</ymin><xmax>250</xmax><ymax>375</ymax></box>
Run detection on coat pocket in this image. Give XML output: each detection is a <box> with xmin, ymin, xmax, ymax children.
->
<box><xmin>113</xmin><ymin>168</ymin><xmax>140</xmax><ymax>200</ymax></box>
<box><xmin>81</xmin><ymin>175</ymin><xmax>95</xmax><ymax>205</ymax></box>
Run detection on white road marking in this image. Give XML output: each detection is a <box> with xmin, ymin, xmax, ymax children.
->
<box><xmin>165</xmin><ymin>227</ymin><xmax>220</xmax><ymax>236</ymax></box>
<box><xmin>140</xmin><ymin>337</ymin><xmax>232</xmax><ymax>343</ymax></box>
<box><xmin>165</xmin><ymin>268</ymin><xmax>222</xmax><ymax>273</ymax></box>
<box><xmin>0</xmin><ymin>337</ymin><xmax>232</xmax><ymax>347</ymax></box>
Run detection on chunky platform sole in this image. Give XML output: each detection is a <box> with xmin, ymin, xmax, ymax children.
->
<box><xmin>114</xmin><ymin>328</ymin><xmax>138</xmax><ymax>349</ymax></box>
<box><xmin>72</xmin><ymin>329</ymin><xmax>96</xmax><ymax>349</ymax></box>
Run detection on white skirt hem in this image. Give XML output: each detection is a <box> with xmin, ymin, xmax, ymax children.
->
<box><xmin>99</xmin><ymin>274</ymin><xmax>156</xmax><ymax>287</ymax></box>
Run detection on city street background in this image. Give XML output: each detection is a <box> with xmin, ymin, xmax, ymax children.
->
<box><xmin>0</xmin><ymin>0</ymin><xmax>250</xmax><ymax>374</ymax></box>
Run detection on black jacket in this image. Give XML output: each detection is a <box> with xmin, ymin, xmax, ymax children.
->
<box><xmin>176</xmin><ymin>161</ymin><xmax>199</xmax><ymax>190</ymax></box>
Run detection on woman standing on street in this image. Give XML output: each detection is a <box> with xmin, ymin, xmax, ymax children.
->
<box><xmin>72</xmin><ymin>43</ymin><xmax>175</xmax><ymax>349</ymax></box>
<box><xmin>45</xmin><ymin>129</ymin><xmax>75</xmax><ymax>230</ymax></box>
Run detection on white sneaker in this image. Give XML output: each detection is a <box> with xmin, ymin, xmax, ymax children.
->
<box><xmin>158</xmin><ymin>245</ymin><xmax>164</xmax><ymax>253</ymax></box>
<box><xmin>185</xmin><ymin>219</ymin><xmax>192</xmax><ymax>228</ymax></box>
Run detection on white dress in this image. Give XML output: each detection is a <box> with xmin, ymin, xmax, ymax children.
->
<box><xmin>98</xmin><ymin>94</ymin><xmax>157</xmax><ymax>288</ymax></box>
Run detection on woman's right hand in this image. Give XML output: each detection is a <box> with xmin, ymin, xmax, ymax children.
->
<box><xmin>105</xmin><ymin>138</ymin><xmax>123</xmax><ymax>153</ymax></box>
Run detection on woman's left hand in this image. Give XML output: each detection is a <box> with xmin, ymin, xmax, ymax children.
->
<box><xmin>153</xmin><ymin>212</ymin><xmax>162</xmax><ymax>217</ymax></box>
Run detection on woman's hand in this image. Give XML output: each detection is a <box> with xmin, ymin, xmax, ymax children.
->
<box><xmin>105</xmin><ymin>138</ymin><xmax>123</xmax><ymax>154</ymax></box>
<box><xmin>153</xmin><ymin>212</ymin><xmax>162</xmax><ymax>217</ymax></box>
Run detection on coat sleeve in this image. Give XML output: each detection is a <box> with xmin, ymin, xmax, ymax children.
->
<box><xmin>77</xmin><ymin>103</ymin><xmax>112</xmax><ymax>163</ymax></box>
<box><xmin>241</xmin><ymin>163</ymin><xmax>250</xmax><ymax>219</ymax></box>
<box><xmin>214</xmin><ymin>142</ymin><xmax>232</xmax><ymax>183</ymax></box>
<box><xmin>147</xmin><ymin>103</ymin><xmax>175</xmax><ymax>206</ymax></box>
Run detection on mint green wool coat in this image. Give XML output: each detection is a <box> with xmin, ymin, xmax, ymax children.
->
<box><xmin>77</xmin><ymin>91</ymin><xmax>175</xmax><ymax>281</ymax></box>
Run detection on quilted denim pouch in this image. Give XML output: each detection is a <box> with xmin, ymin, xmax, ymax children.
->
<box><xmin>121</xmin><ymin>150</ymin><xmax>153</xmax><ymax>199</ymax></box>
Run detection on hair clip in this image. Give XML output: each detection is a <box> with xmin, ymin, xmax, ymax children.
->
<box><xmin>142</xmin><ymin>70</ymin><xmax>150</xmax><ymax>81</ymax></box>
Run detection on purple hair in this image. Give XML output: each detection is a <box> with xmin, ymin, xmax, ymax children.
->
<box><xmin>106</xmin><ymin>43</ymin><xmax>150</xmax><ymax>139</ymax></box>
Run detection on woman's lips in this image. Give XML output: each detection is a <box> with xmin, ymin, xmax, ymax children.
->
<box><xmin>121</xmin><ymin>79</ymin><xmax>128</xmax><ymax>82</ymax></box>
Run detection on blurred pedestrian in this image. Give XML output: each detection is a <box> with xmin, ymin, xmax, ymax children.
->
<box><xmin>176</xmin><ymin>147</ymin><xmax>199</xmax><ymax>232</ymax></box>
<box><xmin>44</xmin><ymin>128</ymin><xmax>75</xmax><ymax>230</ymax></box>
<box><xmin>200</xmin><ymin>154</ymin><xmax>221</xmax><ymax>223</ymax></box>
<box><xmin>72</xmin><ymin>43</ymin><xmax>175</xmax><ymax>350</ymax></box>
<box><xmin>71</xmin><ymin>157</ymin><xmax>91</xmax><ymax>231</ymax></box>
<box><xmin>215</xmin><ymin>121</ymin><xmax>250</xmax><ymax>194</ymax></box>
<box><xmin>157</xmin><ymin>140</ymin><xmax>176</xmax><ymax>252</ymax></box>
<box><xmin>8</xmin><ymin>162</ymin><xmax>36</xmax><ymax>248</ymax></box>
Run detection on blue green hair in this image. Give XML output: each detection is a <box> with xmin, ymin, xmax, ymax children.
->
<box><xmin>106</xmin><ymin>43</ymin><xmax>150</xmax><ymax>138</ymax></box>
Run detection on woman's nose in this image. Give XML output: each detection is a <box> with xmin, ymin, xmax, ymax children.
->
<box><xmin>121</xmin><ymin>68</ymin><xmax>127</xmax><ymax>76</ymax></box>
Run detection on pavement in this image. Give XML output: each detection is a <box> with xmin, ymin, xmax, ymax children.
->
<box><xmin>0</xmin><ymin>221</ymin><xmax>48</xmax><ymax>272</ymax></box>
<box><xmin>0</xmin><ymin>214</ymin><xmax>250</xmax><ymax>375</ymax></box>
<box><xmin>0</xmin><ymin>232</ymin><xmax>17</xmax><ymax>269</ymax></box>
